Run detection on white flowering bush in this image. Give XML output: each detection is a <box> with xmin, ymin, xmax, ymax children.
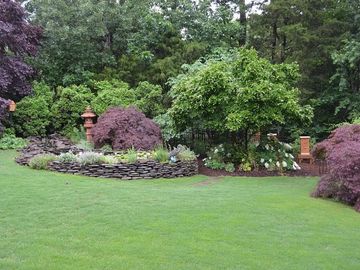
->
<box><xmin>203</xmin><ymin>144</ymin><xmax>235</xmax><ymax>170</ymax></box>
<box><xmin>259</xmin><ymin>138</ymin><xmax>301</xmax><ymax>171</ymax></box>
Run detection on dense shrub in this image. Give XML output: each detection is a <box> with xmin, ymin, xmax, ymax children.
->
<box><xmin>258</xmin><ymin>137</ymin><xmax>299</xmax><ymax>171</ymax></box>
<box><xmin>0</xmin><ymin>129</ymin><xmax>27</xmax><ymax>150</ymax></box>
<box><xmin>13</xmin><ymin>81</ymin><xmax>53</xmax><ymax>137</ymax></box>
<box><xmin>312</xmin><ymin>125</ymin><xmax>360</xmax><ymax>212</ymax></box>
<box><xmin>51</xmin><ymin>85</ymin><xmax>95</xmax><ymax>134</ymax></box>
<box><xmin>134</xmin><ymin>81</ymin><xmax>164</xmax><ymax>118</ymax></box>
<box><xmin>175</xmin><ymin>145</ymin><xmax>197</xmax><ymax>161</ymax></box>
<box><xmin>91</xmin><ymin>80</ymin><xmax>136</xmax><ymax>115</ymax></box>
<box><xmin>203</xmin><ymin>144</ymin><xmax>234</xmax><ymax>171</ymax></box>
<box><xmin>92</xmin><ymin>107</ymin><xmax>162</xmax><ymax>151</ymax></box>
<box><xmin>29</xmin><ymin>154</ymin><xmax>57</xmax><ymax>170</ymax></box>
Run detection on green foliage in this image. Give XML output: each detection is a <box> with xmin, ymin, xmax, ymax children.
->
<box><xmin>239</xmin><ymin>161</ymin><xmax>252</xmax><ymax>172</ymax></box>
<box><xmin>29</xmin><ymin>154</ymin><xmax>57</xmax><ymax>170</ymax></box>
<box><xmin>123</xmin><ymin>148</ymin><xmax>138</xmax><ymax>164</ymax></box>
<box><xmin>249</xmin><ymin>0</ymin><xmax>357</xmax><ymax>136</ymax></box>
<box><xmin>258</xmin><ymin>138</ymin><xmax>299</xmax><ymax>172</ymax></box>
<box><xmin>203</xmin><ymin>144</ymin><xmax>227</xmax><ymax>170</ymax></box>
<box><xmin>153</xmin><ymin>146</ymin><xmax>169</xmax><ymax>163</ymax></box>
<box><xmin>76</xmin><ymin>140</ymin><xmax>94</xmax><ymax>151</ymax></box>
<box><xmin>169</xmin><ymin>49</ymin><xmax>312</xmax><ymax>135</ymax></box>
<box><xmin>77</xmin><ymin>152</ymin><xmax>106</xmax><ymax>166</ymax></box>
<box><xmin>153</xmin><ymin>113</ymin><xmax>180</xmax><ymax>143</ymax></box>
<box><xmin>224</xmin><ymin>163</ymin><xmax>235</xmax><ymax>173</ymax></box>
<box><xmin>101</xmin><ymin>155</ymin><xmax>118</xmax><ymax>165</ymax></box>
<box><xmin>291</xmin><ymin>137</ymin><xmax>317</xmax><ymax>156</ymax></box>
<box><xmin>13</xmin><ymin>81</ymin><xmax>53</xmax><ymax>137</ymax></box>
<box><xmin>66</xmin><ymin>126</ymin><xmax>87</xmax><ymax>144</ymax></box>
<box><xmin>91</xmin><ymin>80</ymin><xmax>136</xmax><ymax>115</ymax></box>
<box><xmin>176</xmin><ymin>147</ymin><xmax>197</xmax><ymax>162</ymax></box>
<box><xmin>328</xmin><ymin>40</ymin><xmax>360</xmax><ymax>120</ymax></box>
<box><xmin>0</xmin><ymin>132</ymin><xmax>27</xmax><ymax>150</ymax></box>
<box><xmin>57</xmin><ymin>152</ymin><xmax>77</xmax><ymax>163</ymax></box>
<box><xmin>133</xmin><ymin>81</ymin><xmax>164</xmax><ymax>118</ymax></box>
<box><xmin>51</xmin><ymin>85</ymin><xmax>95</xmax><ymax>134</ymax></box>
<box><xmin>100</xmin><ymin>144</ymin><xmax>113</xmax><ymax>152</ymax></box>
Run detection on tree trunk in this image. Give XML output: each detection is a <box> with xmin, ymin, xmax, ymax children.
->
<box><xmin>239</xmin><ymin>0</ymin><xmax>247</xmax><ymax>46</ymax></box>
<box><xmin>271</xmin><ymin>19</ymin><xmax>278</xmax><ymax>63</ymax></box>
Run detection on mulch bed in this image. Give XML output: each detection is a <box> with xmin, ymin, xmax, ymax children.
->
<box><xmin>198</xmin><ymin>159</ymin><xmax>325</xmax><ymax>177</ymax></box>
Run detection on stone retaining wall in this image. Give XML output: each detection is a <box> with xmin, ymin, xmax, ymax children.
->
<box><xmin>48</xmin><ymin>160</ymin><xmax>198</xmax><ymax>180</ymax></box>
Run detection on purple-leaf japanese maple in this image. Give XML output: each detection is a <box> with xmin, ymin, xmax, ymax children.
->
<box><xmin>92</xmin><ymin>107</ymin><xmax>162</xmax><ymax>151</ymax></box>
<box><xmin>312</xmin><ymin>125</ymin><xmax>360</xmax><ymax>212</ymax></box>
<box><xmin>0</xmin><ymin>0</ymin><xmax>42</xmax><ymax>134</ymax></box>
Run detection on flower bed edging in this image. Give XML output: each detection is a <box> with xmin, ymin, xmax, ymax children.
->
<box><xmin>48</xmin><ymin>160</ymin><xmax>198</xmax><ymax>180</ymax></box>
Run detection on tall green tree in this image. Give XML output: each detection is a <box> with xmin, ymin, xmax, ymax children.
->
<box><xmin>168</xmin><ymin>49</ymin><xmax>312</xmax><ymax>146</ymax></box>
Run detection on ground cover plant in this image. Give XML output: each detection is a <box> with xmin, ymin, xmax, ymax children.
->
<box><xmin>312</xmin><ymin>124</ymin><xmax>360</xmax><ymax>212</ymax></box>
<box><xmin>1</xmin><ymin>150</ymin><xmax>360</xmax><ymax>269</ymax></box>
<box><xmin>28</xmin><ymin>146</ymin><xmax>196</xmax><ymax>170</ymax></box>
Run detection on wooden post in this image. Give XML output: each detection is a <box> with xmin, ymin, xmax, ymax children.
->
<box><xmin>298</xmin><ymin>136</ymin><xmax>313</xmax><ymax>164</ymax></box>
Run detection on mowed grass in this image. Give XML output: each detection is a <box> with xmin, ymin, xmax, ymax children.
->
<box><xmin>1</xmin><ymin>150</ymin><xmax>360</xmax><ymax>270</ymax></box>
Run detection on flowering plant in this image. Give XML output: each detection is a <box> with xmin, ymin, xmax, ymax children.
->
<box><xmin>203</xmin><ymin>144</ymin><xmax>234</xmax><ymax>170</ymax></box>
<box><xmin>258</xmin><ymin>137</ymin><xmax>300</xmax><ymax>171</ymax></box>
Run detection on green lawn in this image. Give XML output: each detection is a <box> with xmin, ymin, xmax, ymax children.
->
<box><xmin>1</xmin><ymin>150</ymin><xmax>360</xmax><ymax>270</ymax></box>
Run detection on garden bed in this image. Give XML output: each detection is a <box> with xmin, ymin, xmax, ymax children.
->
<box><xmin>198</xmin><ymin>159</ymin><xmax>323</xmax><ymax>177</ymax></box>
<box><xmin>48</xmin><ymin>160</ymin><xmax>198</xmax><ymax>180</ymax></box>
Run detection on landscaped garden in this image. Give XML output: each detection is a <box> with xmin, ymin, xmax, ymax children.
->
<box><xmin>1</xmin><ymin>0</ymin><xmax>360</xmax><ymax>269</ymax></box>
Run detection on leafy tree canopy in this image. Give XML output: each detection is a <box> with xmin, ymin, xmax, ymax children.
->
<box><xmin>169</xmin><ymin>48</ymin><xmax>313</xmax><ymax>136</ymax></box>
<box><xmin>0</xmin><ymin>0</ymin><xmax>41</xmax><ymax>135</ymax></box>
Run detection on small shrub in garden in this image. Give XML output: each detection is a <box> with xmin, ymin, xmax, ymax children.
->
<box><xmin>102</xmin><ymin>155</ymin><xmax>118</xmax><ymax>164</ymax></box>
<box><xmin>258</xmin><ymin>137</ymin><xmax>299</xmax><ymax>171</ymax></box>
<box><xmin>13</xmin><ymin>81</ymin><xmax>53</xmax><ymax>137</ymax></box>
<box><xmin>225</xmin><ymin>163</ymin><xmax>235</xmax><ymax>173</ymax></box>
<box><xmin>29</xmin><ymin>154</ymin><xmax>57</xmax><ymax>170</ymax></box>
<box><xmin>203</xmin><ymin>144</ymin><xmax>228</xmax><ymax>170</ymax></box>
<box><xmin>100</xmin><ymin>144</ymin><xmax>113</xmax><ymax>152</ymax></box>
<box><xmin>0</xmin><ymin>131</ymin><xmax>27</xmax><ymax>150</ymax></box>
<box><xmin>58</xmin><ymin>152</ymin><xmax>78</xmax><ymax>163</ymax></box>
<box><xmin>239</xmin><ymin>160</ymin><xmax>252</xmax><ymax>172</ymax></box>
<box><xmin>312</xmin><ymin>125</ymin><xmax>360</xmax><ymax>212</ymax></box>
<box><xmin>153</xmin><ymin>147</ymin><xmax>169</xmax><ymax>163</ymax></box>
<box><xmin>168</xmin><ymin>145</ymin><xmax>196</xmax><ymax>162</ymax></box>
<box><xmin>204</xmin><ymin>159</ymin><xmax>226</xmax><ymax>170</ymax></box>
<box><xmin>124</xmin><ymin>148</ymin><xmax>138</xmax><ymax>163</ymax></box>
<box><xmin>92</xmin><ymin>107</ymin><xmax>162</xmax><ymax>151</ymax></box>
<box><xmin>77</xmin><ymin>152</ymin><xmax>105</xmax><ymax>165</ymax></box>
<box><xmin>177</xmin><ymin>148</ymin><xmax>196</xmax><ymax>161</ymax></box>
